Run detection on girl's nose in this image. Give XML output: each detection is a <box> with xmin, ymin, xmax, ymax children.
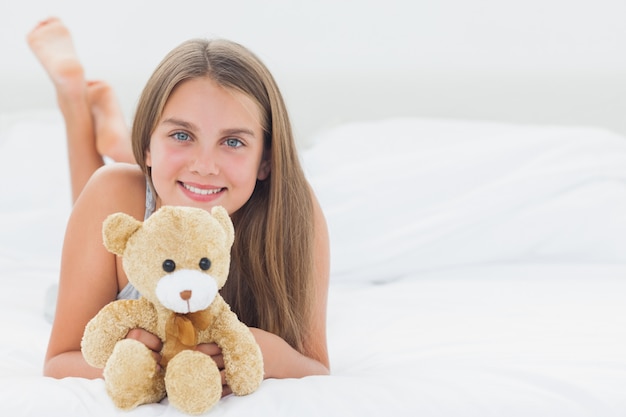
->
<box><xmin>189</xmin><ymin>147</ymin><xmax>219</xmax><ymax>176</ymax></box>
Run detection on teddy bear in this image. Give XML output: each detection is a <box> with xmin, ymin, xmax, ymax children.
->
<box><xmin>81</xmin><ymin>205</ymin><xmax>264</xmax><ymax>415</ymax></box>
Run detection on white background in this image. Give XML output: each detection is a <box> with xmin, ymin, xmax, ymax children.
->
<box><xmin>2</xmin><ymin>0</ymin><xmax>626</xmax><ymax>139</ymax></box>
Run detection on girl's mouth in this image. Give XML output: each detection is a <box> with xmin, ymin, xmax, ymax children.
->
<box><xmin>180</xmin><ymin>182</ymin><xmax>224</xmax><ymax>196</ymax></box>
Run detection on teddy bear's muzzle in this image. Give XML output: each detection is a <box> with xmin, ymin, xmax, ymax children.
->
<box><xmin>154</xmin><ymin>269</ymin><xmax>218</xmax><ymax>314</ymax></box>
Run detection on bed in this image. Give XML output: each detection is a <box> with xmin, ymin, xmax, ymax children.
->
<box><xmin>1</xmin><ymin>109</ymin><xmax>626</xmax><ymax>416</ymax></box>
<box><xmin>2</xmin><ymin>2</ymin><xmax>626</xmax><ymax>416</ymax></box>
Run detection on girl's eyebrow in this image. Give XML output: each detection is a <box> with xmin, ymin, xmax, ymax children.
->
<box><xmin>161</xmin><ymin>117</ymin><xmax>196</xmax><ymax>130</ymax></box>
<box><xmin>160</xmin><ymin>118</ymin><xmax>256</xmax><ymax>138</ymax></box>
<box><xmin>221</xmin><ymin>128</ymin><xmax>257</xmax><ymax>138</ymax></box>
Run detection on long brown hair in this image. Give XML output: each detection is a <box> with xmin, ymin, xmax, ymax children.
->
<box><xmin>131</xmin><ymin>39</ymin><xmax>314</xmax><ymax>354</ymax></box>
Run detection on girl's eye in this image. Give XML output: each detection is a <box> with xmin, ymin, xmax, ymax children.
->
<box><xmin>225</xmin><ymin>138</ymin><xmax>242</xmax><ymax>148</ymax></box>
<box><xmin>173</xmin><ymin>132</ymin><xmax>190</xmax><ymax>141</ymax></box>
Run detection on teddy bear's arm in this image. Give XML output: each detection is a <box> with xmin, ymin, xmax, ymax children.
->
<box><xmin>81</xmin><ymin>298</ymin><xmax>158</xmax><ymax>368</ymax></box>
<box><xmin>204</xmin><ymin>296</ymin><xmax>264</xmax><ymax>395</ymax></box>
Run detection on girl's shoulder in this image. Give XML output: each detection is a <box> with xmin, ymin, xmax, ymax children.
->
<box><xmin>77</xmin><ymin>163</ymin><xmax>147</xmax><ymax>221</ymax></box>
<box><xmin>89</xmin><ymin>162</ymin><xmax>145</xmax><ymax>188</ymax></box>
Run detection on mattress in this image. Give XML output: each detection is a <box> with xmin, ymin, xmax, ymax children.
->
<box><xmin>1</xmin><ymin>112</ymin><xmax>625</xmax><ymax>416</ymax></box>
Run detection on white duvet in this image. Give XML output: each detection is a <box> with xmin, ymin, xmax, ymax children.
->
<box><xmin>1</xmin><ymin>112</ymin><xmax>625</xmax><ymax>416</ymax></box>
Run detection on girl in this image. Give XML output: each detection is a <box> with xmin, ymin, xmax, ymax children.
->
<box><xmin>27</xmin><ymin>17</ymin><xmax>330</xmax><ymax>395</ymax></box>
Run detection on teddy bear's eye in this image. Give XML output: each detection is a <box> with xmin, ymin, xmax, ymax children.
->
<box><xmin>162</xmin><ymin>259</ymin><xmax>176</xmax><ymax>273</ymax></box>
<box><xmin>199</xmin><ymin>257</ymin><xmax>211</xmax><ymax>271</ymax></box>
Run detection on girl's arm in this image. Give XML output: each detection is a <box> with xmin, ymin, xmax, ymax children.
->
<box><xmin>251</xmin><ymin>188</ymin><xmax>331</xmax><ymax>378</ymax></box>
<box><xmin>44</xmin><ymin>164</ymin><xmax>147</xmax><ymax>379</ymax></box>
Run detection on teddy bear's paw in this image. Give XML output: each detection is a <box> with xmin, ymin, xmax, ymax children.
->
<box><xmin>226</xmin><ymin>370</ymin><xmax>263</xmax><ymax>397</ymax></box>
<box><xmin>165</xmin><ymin>350</ymin><xmax>222</xmax><ymax>415</ymax></box>
<box><xmin>223</xmin><ymin>342</ymin><xmax>264</xmax><ymax>396</ymax></box>
<box><xmin>104</xmin><ymin>339</ymin><xmax>166</xmax><ymax>410</ymax></box>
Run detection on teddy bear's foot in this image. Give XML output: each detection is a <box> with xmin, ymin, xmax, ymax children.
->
<box><xmin>165</xmin><ymin>350</ymin><xmax>222</xmax><ymax>415</ymax></box>
<box><xmin>104</xmin><ymin>339</ymin><xmax>166</xmax><ymax>410</ymax></box>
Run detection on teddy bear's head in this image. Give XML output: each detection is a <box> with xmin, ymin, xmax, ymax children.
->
<box><xmin>102</xmin><ymin>205</ymin><xmax>234</xmax><ymax>314</ymax></box>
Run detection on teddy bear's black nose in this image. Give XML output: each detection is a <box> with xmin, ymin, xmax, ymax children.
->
<box><xmin>180</xmin><ymin>290</ymin><xmax>192</xmax><ymax>301</ymax></box>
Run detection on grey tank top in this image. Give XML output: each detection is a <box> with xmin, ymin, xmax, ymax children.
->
<box><xmin>116</xmin><ymin>182</ymin><xmax>156</xmax><ymax>300</ymax></box>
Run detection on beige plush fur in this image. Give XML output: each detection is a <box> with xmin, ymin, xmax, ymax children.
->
<box><xmin>81</xmin><ymin>206</ymin><xmax>264</xmax><ymax>415</ymax></box>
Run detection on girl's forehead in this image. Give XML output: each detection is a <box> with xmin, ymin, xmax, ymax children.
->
<box><xmin>161</xmin><ymin>77</ymin><xmax>263</xmax><ymax>132</ymax></box>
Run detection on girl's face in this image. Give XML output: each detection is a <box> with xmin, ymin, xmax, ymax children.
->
<box><xmin>147</xmin><ymin>77</ymin><xmax>270</xmax><ymax>215</ymax></box>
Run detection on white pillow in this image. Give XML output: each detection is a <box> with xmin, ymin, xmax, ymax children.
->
<box><xmin>302</xmin><ymin>118</ymin><xmax>626</xmax><ymax>283</ymax></box>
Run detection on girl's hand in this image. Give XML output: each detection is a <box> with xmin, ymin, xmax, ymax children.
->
<box><xmin>195</xmin><ymin>343</ymin><xmax>231</xmax><ymax>396</ymax></box>
<box><xmin>124</xmin><ymin>331</ymin><xmax>231</xmax><ymax>396</ymax></box>
<box><xmin>125</xmin><ymin>328</ymin><xmax>163</xmax><ymax>368</ymax></box>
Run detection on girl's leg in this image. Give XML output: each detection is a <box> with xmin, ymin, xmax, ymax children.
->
<box><xmin>27</xmin><ymin>17</ymin><xmax>102</xmax><ymax>203</ymax></box>
<box><xmin>86</xmin><ymin>80</ymin><xmax>135</xmax><ymax>165</ymax></box>
<box><xmin>27</xmin><ymin>18</ymin><xmax>134</xmax><ymax>202</ymax></box>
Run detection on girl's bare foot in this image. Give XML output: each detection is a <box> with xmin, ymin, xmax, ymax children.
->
<box><xmin>27</xmin><ymin>17</ymin><xmax>85</xmax><ymax>97</ymax></box>
<box><xmin>87</xmin><ymin>80</ymin><xmax>135</xmax><ymax>163</ymax></box>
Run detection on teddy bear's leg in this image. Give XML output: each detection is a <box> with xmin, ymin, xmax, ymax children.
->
<box><xmin>104</xmin><ymin>339</ymin><xmax>166</xmax><ymax>410</ymax></box>
<box><xmin>165</xmin><ymin>350</ymin><xmax>222</xmax><ymax>415</ymax></box>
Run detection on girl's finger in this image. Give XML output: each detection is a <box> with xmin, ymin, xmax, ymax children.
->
<box><xmin>221</xmin><ymin>370</ymin><xmax>231</xmax><ymax>397</ymax></box>
<box><xmin>126</xmin><ymin>328</ymin><xmax>163</xmax><ymax>352</ymax></box>
<box><xmin>195</xmin><ymin>342</ymin><xmax>221</xmax><ymax>356</ymax></box>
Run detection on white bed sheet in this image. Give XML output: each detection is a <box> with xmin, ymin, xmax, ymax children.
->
<box><xmin>1</xmin><ymin>265</ymin><xmax>626</xmax><ymax>416</ymax></box>
<box><xmin>1</xmin><ymin>112</ymin><xmax>625</xmax><ymax>416</ymax></box>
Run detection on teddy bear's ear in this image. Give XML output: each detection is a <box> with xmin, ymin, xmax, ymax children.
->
<box><xmin>102</xmin><ymin>212</ymin><xmax>143</xmax><ymax>256</ymax></box>
<box><xmin>211</xmin><ymin>206</ymin><xmax>235</xmax><ymax>248</ymax></box>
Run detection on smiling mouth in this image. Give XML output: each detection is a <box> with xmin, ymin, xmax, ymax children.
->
<box><xmin>181</xmin><ymin>182</ymin><xmax>224</xmax><ymax>195</ymax></box>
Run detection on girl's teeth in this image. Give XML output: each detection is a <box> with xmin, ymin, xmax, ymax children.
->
<box><xmin>184</xmin><ymin>184</ymin><xmax>221</xmax><ymax>195</ymax></box>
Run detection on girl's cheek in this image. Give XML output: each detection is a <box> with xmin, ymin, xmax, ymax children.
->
<box><xmin>154</xmin><ymin>145</ymin><xmax>189</xmax><ymax>167</ymax></box>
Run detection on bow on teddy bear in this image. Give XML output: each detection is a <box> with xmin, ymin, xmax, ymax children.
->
<box><xmin>81</xmin><ymin>205</ymin><xmax>264</xmax><ymax>415</ymax></box>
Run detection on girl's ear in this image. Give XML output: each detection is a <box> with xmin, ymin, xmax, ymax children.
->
<box><xmin>257</xmin><ymin>155</ymin><xmax>271</xmax><ymax>180</ymax></box>
<box><xmin>146</xmin><ymin>149</ymin><xmax>152</xmax><ymax>167</ymax></box>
